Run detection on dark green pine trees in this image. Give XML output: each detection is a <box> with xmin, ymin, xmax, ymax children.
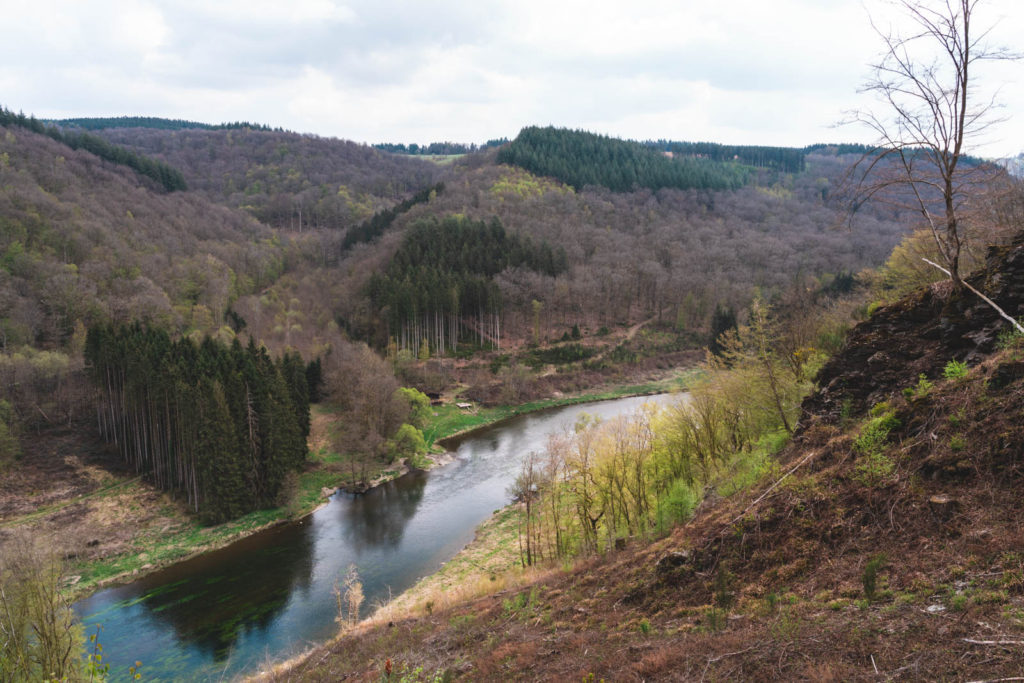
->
<box><xmin>367</xmin><ymin>215</ymin><xmax>567</xmax><ymax>354</ymax></box>
<box><xmin>497</xmin><ymin>126</ymin><xmax>751</xmax><ymax>193</ymax></box>
<box><xmin>84</xmin><ymin>323</ymin><xmax>310</xmax><ymax>523</ymax></box>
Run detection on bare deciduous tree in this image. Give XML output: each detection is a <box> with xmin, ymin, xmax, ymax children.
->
<box><xmin>848</xmin><ymin>0</ymin><xmax>1017</xmax><ymax>289</ymax></box>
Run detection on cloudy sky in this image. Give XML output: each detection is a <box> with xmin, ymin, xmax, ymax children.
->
<box><xmin>3</xmin><ymin>0</ymin><xmax>1022</xmax><ymax>156</ymax></box>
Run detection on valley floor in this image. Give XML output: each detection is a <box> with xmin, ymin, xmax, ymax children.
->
<box><xmin>0</xmin><ymin>367</ymin><xmax>691</xmax><ymax>601</ymax></box>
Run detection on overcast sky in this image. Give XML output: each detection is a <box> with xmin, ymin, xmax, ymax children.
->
<box><xmin>2</xmin><ymin>0</ymin><xmax>1022</xmax><ymax>156</ymax></box>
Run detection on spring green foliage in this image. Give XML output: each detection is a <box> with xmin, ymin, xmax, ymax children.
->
<box><xmin>903</xmin><ymin>373</ymin><xmax>934</xmax><ymax>400</ymax></box>
<box><xmin>387</xmin><ymin>423</ymin><xmax>428</xmax><ymax>466</ymax></box>
<box><xmin>397</xmin><ymin>387</ymin><xmax>432</xmax><ymax>429</ymax></box>
<box><xmin>1</xmin><ymin>106</ymin><xmax>187</xmax><ymax>191</ymax></box>
<box><xmin>708</xmin><ymin>304</ymin><xmax>738</xmax><ymax>357</ymax></box>
<box><xmin>84</xmin><ymin>323</ymin><xmax>310</xmax><ymax>523</ymax></box>
<box><xmin>508</xmin><ymin>297</ymin><xmax>821</xmax><ymax>565</ymax></box>
<box><xmin>497</xmin><ymin>126</ymin><xmax>750</xmax><ymax>193</ymax></box>
<box><xmin>853</xmin><ymin>408</ymin><xmax>901</xmax><ymax>486</ymax></box>
<box><xmin>0</xmin><ymin>534</ymin><xmax>85</xmax><ymax>682</ymax></box>
<box><xmin>997</xmin><ymin>318</ymin><xmax>1024</xmax><ymax>349</ymax></box>
<box><xmin>943</xmin><ymin>359</ymin><xmax>969</xmax><ymax>380</ymax></box>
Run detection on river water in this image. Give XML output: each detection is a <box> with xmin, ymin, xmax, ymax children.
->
<box><xmin>74</xmin><ymin>393</ymin><xmax>678</xmax><ymax>681</ymax></box>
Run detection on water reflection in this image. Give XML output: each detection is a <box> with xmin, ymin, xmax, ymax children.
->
<box><xmin>78</xmin><ymin>517</ymin><xmax>316</xmax><ymax>673</ymax></box>
<box><xmin>74</xmin><ymin>393</ymin><xmax>677</xmax><ymax>681</ymax></box>
<box><xmin>339</xmin><ymin>469</ymin><xmax>427</xmax><ymax>550</ymax></box>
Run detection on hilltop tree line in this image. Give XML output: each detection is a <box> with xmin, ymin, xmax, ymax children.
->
<box><xmin>366</xmin><ymin>215</ymin><xmax>567</xmax><ymax>353</ymax></box>
<box><xmin>85</xmin><ymin>323</ymin><xmax>311</xmax><ymax>523</ymax></box>
<box><xmin>341</xmin><ymin>182</ymin><xmax>445</xmax><ymax>251</ymax></box>
<box><xmin>647</xmin><ymin>140</ymin><xmax>806</xmax><ymax>173</ymax></box>
<box><xmin>51</xmin><ymin>116</ymin><xmax>277</xmax><ymax>132</ymax></box>
<box><xmin>497</xmin><ymin>126</ymin><xmax>750</xmax><ymax>193</ymax></box>
<box><xmin>0</xmin><ymin>107</ymin><xmax>187</xmax><ymax>192</ymax></box>
<box><xmin>374</xmin><ymin>139</ymin><xmax>509</xmax><ymax>155</ymax></box>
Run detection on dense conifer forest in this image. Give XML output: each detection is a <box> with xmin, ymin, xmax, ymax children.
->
<box><xmin>496</xmin><ymin>126</ymin><xmax>750</xmax><ymax>192</ymax></box>
<box><xmin>366</xmin><ymin>215</ymin><xmax>567</xmax><ymax>352</ymax></box>
<box><xmin>647</xmin><ymin>140</ymin><xmax>807</xmax><ymax>173</ymax></box>
<box><xmin>84</xmin><ymin>323</ymin><xmax>310</xmax><ymax>523</ymax></box>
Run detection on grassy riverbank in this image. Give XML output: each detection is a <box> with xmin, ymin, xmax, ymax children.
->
<box><xmin>34</xmin><ymin>370</ymin><xmax>692</xmax><ymax>599</ymax></box>
<box><xmin>424</xmin><ymin>370</ymin><xmax>695</xmax><ymax>446</ymax></box>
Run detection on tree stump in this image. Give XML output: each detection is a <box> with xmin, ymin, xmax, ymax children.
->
<box><xmin>929</xmin><ymin>494</ymin><xmax>958</xmax><ymax>521</ymax></box>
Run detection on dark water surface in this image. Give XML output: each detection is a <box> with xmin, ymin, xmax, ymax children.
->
<box><xmin>74</xmin><ymin>393</ymin><xmax>676</xmax><ymax>681</ymax></box>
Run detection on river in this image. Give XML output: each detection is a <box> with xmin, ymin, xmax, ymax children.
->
<box><xmin>73</xmin><ymin>393</ymin><xmax>678</xmax><ymax>681</ymax></box>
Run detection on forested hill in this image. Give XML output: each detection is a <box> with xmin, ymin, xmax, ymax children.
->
<box><xmin>322</xmin><ymin>149</ymin><xmax>913</xmax><ymax>348</ymax></box>
<box><xmin>92</xmin><ymin>126</ymin><xmax>443</xmax><ymax>230</ymax></box>
<box><xmin>1</xmin><ymin>107</ymin><xmax>187</xmax><ymax>192</ymax></box>
<box><xmin>496</xmin><ymin>126</ymin><xmax>750</xmax><ymax>192</ymax></box>
<box><xmin>50</xmin><ymin>116</ymin><xmax>276</xmax><ymax>132</ymax></box>
<box><xmin>0</xmin><ymin>119</ymin><xmax>284</xmax><ymax>352</ymax></box>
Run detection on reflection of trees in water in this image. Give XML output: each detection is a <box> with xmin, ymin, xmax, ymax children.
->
<box><xmin>342</xmin><ymin>470</ymin><xmax>427</xmax><ymax>551</ymax></box>
<box><xmin>132</xmin><ymin>519</ymin><xmax>316</xmax><ymax>662</ymax></box>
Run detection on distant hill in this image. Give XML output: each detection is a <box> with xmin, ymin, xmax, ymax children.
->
<box><xmin>998</xmin><ymin>152</ymin><xmax>1024</xmax><ymax>178</ymax></box>
<box><xmin>92</xmin><ymin>126</ymin><xmax>444</xmax><ymax>230</ymax></box>
<box><xmin>0</xmin><ymin>108</ymin><xmax>920</xmax><ymax>376</ymax></box>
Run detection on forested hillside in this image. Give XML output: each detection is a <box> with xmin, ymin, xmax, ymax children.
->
<box><xmin>367</xmin><ymin>215</ymin><xmax>567</xmax><ymax>352</ymax></box>
<box><xmin>0</xmin><ymin>111</ymin><xmax>929</xmax><ymax>531</ymax></box>
<box><xmin>1</xmin><ymin>108</ymin><xmax>187</xmax><ymax>192</ymax></box>
<box><xmin>0</xmin><ymin>124</ymin><xmax>287</xmax><ymax>346</ymax></box>
<box><xmin>92</xmin><ymin>125</ymin><xmax>442</xmax><ymax>230</ymax></box>
<box><xmin>497</xmin><ymin>126</ymin><xmax>750</xmax><ymax>192</ymax></box>
<box><xmin>321</xmin><ymin>146</ymin><xmax>912</xmax><ymax>358</ymax></box>
<box><xmin>0</xmin><ymin>113</ymin><xmax>921</xmax><ymax>416</ymax></box>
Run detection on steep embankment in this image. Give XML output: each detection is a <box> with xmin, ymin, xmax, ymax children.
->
<box><xmin>261</xmin><ymin>236</ymin><xmax>1024</xmax><ymax>681</ymax></box>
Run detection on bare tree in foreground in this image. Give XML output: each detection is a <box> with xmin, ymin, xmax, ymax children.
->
<box><xmin>848</xmin><ymin>0</ymin><xmax>1017</xmax><ymax>290</ymax></box>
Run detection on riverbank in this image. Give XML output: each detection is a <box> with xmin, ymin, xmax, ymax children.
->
<box><xmin>0</xmin><ymin>369</ymin><xmax>693</xmax><ymax>602</ymax></box>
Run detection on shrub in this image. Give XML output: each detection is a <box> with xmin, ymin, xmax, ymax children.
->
<box><xmin>862</xmin><ymin>554</ymin><xmax>886</xmax><ymax>601</ymax></box>
<box><xmin>397</xmin><ymin>387</ymin><xmax>432</xmax><ymax>428</ymax></box>
<box><xmin>902</xmin><ymin>373</ymin><xmax>933</xmax><ymax>400</ymax></box>
<box><xmin>854</xmin><ymin>411</ymin><xmax>900</xmax><ymax>486</ymax></box>
<box><xmin>996</xmin><ymin>318</ymin><xmax>1024</xmax><ymax>350</ymax></box>
<box><xmin>942</xmin><ymin>359</ymin><xmax>969</xmax><ymax>380</ymax></box>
